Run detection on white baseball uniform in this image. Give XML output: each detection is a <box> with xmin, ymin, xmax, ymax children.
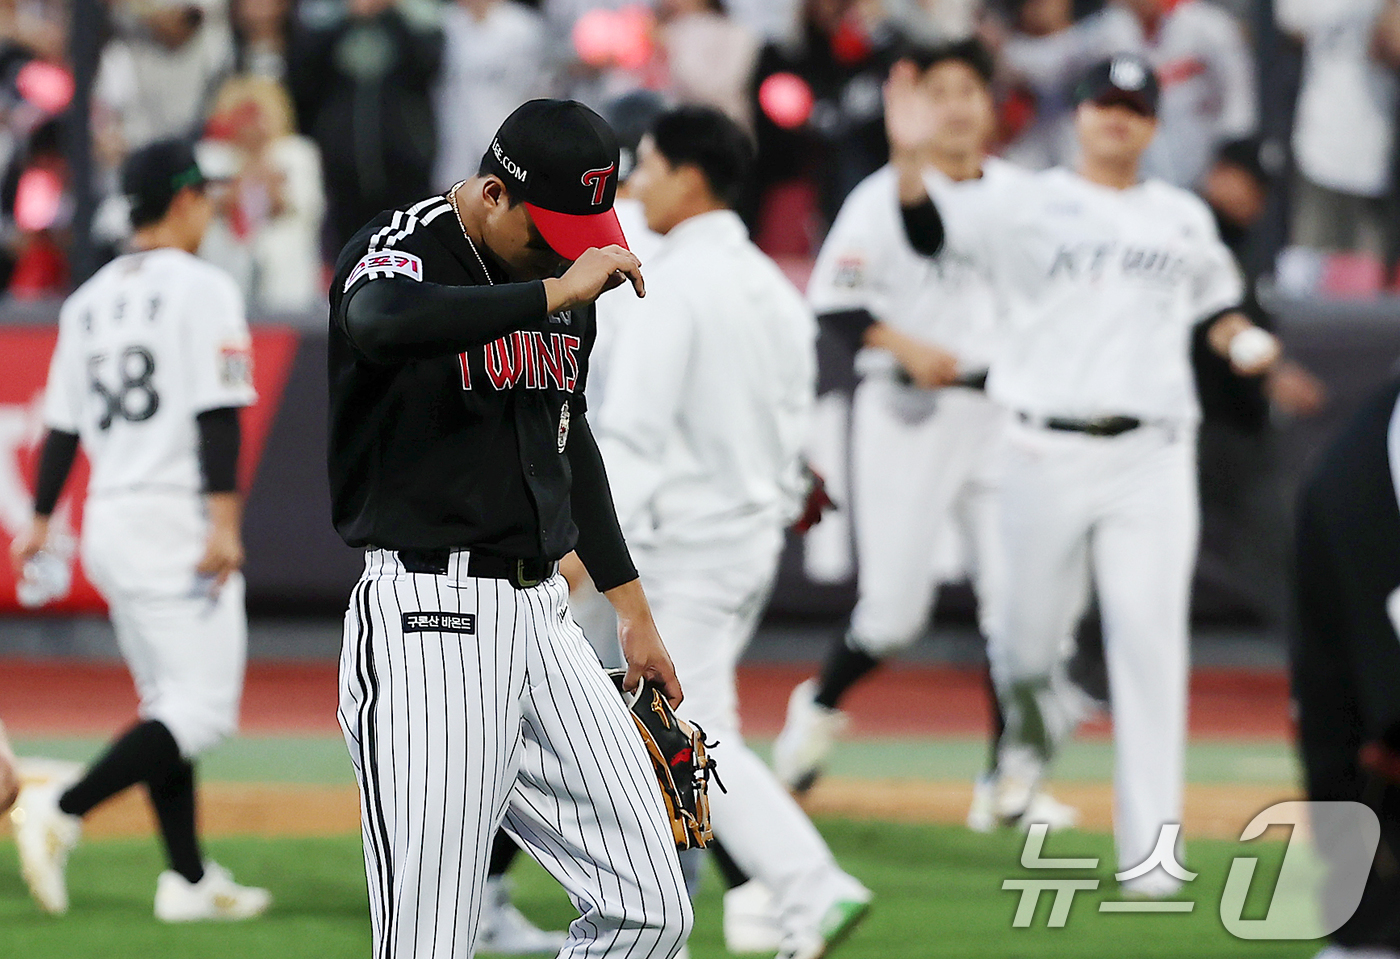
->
<box><xmin>806</xmin><ymin>160</ymin><xmax>1018</xmax><ymax>655</ymax></box>
<box><xmin>42</xmin><ymin>248</ymin><xmax>258</xmax><ymax>758</ymax></box>
<box><xmin>945</xmin><ymin>166</ymin><xmax>1243</xmax><ymax>875</ymax></box>
<box><xmin>595</xmin><ymin>210</ymin><xmax>869</xmax><ymax>948</ymax></box>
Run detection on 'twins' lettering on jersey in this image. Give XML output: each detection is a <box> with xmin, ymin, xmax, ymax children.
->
<box><xmin>457</xmin><ymin>329</ymin><xmax>582</xmax><ymax>391</ymax></box>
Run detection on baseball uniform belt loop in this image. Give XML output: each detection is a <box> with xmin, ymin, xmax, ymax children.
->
<box><xmin>396</xmin><ymin>549</ymin><xmax>555</xmax><ymax>588</ymax></box>
<box><xmin>1018</xmin><ymin>412</ymin><xmax>1142</xmax><ymax>437</ymax></box>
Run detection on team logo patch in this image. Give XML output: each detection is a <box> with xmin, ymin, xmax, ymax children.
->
<box><xmin>219</xmin><ymin>344</ymin><xmax>253</xmax><ymax>388</ymax></box>
<box><xmin>833</xmin><ymin>254</ymin><xmax>866</xmax><ymax>289</ymax></box>
<box><xmin>402</xmin><ymin>612</ymin><xmax>476</xmax><ymax>634</ymax></box>
<box><xmin>557</xmin><ymin>399</ymin><xmax>571</xmax><ymax>452</ymax></box>
<box><xmin>344</xmin><ymin>250</ymin><xmax>424</xmax><ymax>291</ymax></box>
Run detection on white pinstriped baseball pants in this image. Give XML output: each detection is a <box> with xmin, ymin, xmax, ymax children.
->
<box><xmin>338</xmin><ymin>550</ymin><xmax>692</xmax><ymax>959</ymax></box>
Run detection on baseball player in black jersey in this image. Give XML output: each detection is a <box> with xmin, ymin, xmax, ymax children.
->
<box><xmin>329</xmin><ymin>99</ymin><xmax>692</xmax><ymax>959</ymax></box>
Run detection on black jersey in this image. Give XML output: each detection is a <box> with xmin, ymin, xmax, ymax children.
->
<box><xmin>328</xmin><ymin>195</ymin><xmax>595</xmax><ymax>559</ymax></box>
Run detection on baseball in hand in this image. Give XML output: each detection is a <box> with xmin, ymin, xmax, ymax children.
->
<box><xmin>1228</xmin><ymin>326</ymin><xmax>1279</xmax><ymax>374</ymax></box>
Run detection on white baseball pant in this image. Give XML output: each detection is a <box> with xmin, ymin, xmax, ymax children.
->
<box><xmin>633</xmin><ymin>534</ymin><xmax>867</xmax><ymax>942</ymax></box>
<box><xmin>991</xmin><ymin>420</ymin><xmax>1197</xmax><ymax>874</ymax></box>
<box><xmin>338</xmin><ymin>550</ymin><xmax>692</xmax><ymax>959</ymax></box>
<box><xmin>80</xmin><ymin>491</ymin><xmax>246</xmax><ymax>758</ymax></box>
<box><xmin>848</xmin><ymin>379</ymin><xmax>1006</xmax><ymax>653</ymax></box>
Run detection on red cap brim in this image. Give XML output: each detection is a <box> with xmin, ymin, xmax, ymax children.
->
<box><xmin>525</xmin><ymin>203</ymin><xmax>629</xmax><ymax>261</ymax></box>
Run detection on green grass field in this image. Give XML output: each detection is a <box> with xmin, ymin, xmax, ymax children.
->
<box><xmin>0</xmin><ymin>820</ymin><xmax>1320</xmax><ymax>959</ymax></box>
<box><xmin>0</xmin><ymin>734</ymin><xmax>1322</xmax><ymax>958</ymax></box>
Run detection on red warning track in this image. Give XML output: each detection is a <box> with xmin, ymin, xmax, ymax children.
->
<box><xmin>0</xmin><ymin>659</ymin><xmax>1291</xmax><ymax>740</ymax></box>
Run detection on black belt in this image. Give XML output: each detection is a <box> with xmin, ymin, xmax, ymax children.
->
<box><xmin>892</xmin><ymin>368</ymin><xmax>990</xmax><ymax>391</ymax></box>
<box><xmin>1019</xmin><ymin>412</ymin><xmax>1142</xmax><ymax>437</ymax></box>
<box><xmin>396</xmin><ymin>549</ymin><xmax>556</xmax><ymax>589</ymax></box>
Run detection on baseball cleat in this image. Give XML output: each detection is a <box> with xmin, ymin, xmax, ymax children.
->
<box><xmin>154</xmin><ymin>861</ymin><xmax>271</xmax><ymax>922</ymax></box>
<box><xmin>772</xmin><ymin>679</ymin><xmax>848</xmax><ymax>793</ymax></box>
<box><xmin>477</xmin><ymin>877</ymin><xmax>567</xmax><ymax>954</ymax></box>
<box><xmin>11</xmin><ymin>782</ymin><xmax>82</xmax><ymax>915</ymax></box>
<box><xmin>778</xmin><ymin>889</ymin><xmax>873</xmax><ymax>959</ymax></box>
<box><xmin>1017</xmin><ymin>790</ymin><xmax>1080</xmax><ymax>832</ymax></box>
<box><xmin>723</xmin><ymin>879</ymin><xmax>782</xmax><ymax>953</ymax></box>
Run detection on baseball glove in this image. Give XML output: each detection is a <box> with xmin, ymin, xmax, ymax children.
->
<box><xmin>608</xmin><ymin>670</ymin><xmax>722</xmax><ymax>851</ymax></box>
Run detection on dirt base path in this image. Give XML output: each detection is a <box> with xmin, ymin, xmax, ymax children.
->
<box><xmin>800</xmin><ymin>779</ymin><xmax>1302</xmax><ymax>839</ymax></box>
<box><xmin>34</xmin><ymin>779</ymin><xmax>1300</xmax><ymax>843</ymax></box>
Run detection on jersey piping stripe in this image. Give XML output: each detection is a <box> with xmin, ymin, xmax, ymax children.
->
<box><xmin>367</xmin><ymin>211</ymin><xmax>404</xmax><ymax>256</ymax></box>
<box><xmin>370</xmin><ymin>198</ymin><xmax>452</xmax><ymax>253</ymax></box>
<box><xmin>361</xmin><ymin>570</ymin><xmax>397</xmax><ymax>959</ymax></box>
<box><xmin>385</xmin><ymin>201</ymin><xmax>451</xmax><ymax>249</ymax></box>
<box><xmin>348</xmin><ymin>576</ymin><xmax>389</xmax><ymax>955</ymax></box>
<box><xmin>419</xmin><ymin>203</ymin><xmax>453</xmax><ymax>226</ymax></box>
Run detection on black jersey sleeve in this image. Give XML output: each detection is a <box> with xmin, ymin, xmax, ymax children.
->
<box><xmin>32</xmin><ymin>429</ymin><xmax>79</xmax><ymax>517</ymax></box>
<box><xmin>565</xmin><ymin>412</ymin><xmax>638</xmax><ymax>592</ymax></box>
<box><xmin>196</xmin><ymin>407</ymin><xmax>241</xmax><ymax>494</ymax></box>
<box><xmin>338</xmin><ymin>276</ymin><xmax>549</xmax><ymax>364</ymax></box>
<box><xmin>900</xmin><ymin>196</ymin><xmax>945</xmax><ymax>257</ymax></box>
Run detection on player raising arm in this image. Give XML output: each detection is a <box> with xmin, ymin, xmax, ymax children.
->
<box><xmin>776</xmin><ymin>40</ymin><xmax>1086</xmax><ymax>833</ymax></box>
<box><xmin>911</xmin><ymin>55</ymin><xmax>1282</xmax><ymax>897</ymax></box>
<box><xmin>9</xmin><ymin>140</ymin><xmax>269</xmax><ymax>921</ymax></box>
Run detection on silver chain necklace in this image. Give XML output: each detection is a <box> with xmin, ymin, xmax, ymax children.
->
<box><xmin>449</xmin><ymin>181</ymin><xmax>493</xmax><ymax>286</ymax></box>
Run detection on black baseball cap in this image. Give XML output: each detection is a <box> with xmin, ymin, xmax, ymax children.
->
<box><xmin>481</xmin><ymin>99</ymin><xmax>628</xmax><ymax>261</ymax></box>
<box><xmin>121</xmin><ymin>138</ymin><xmax>207</xmax><ymax>227</ymax></box>
<box><xmin>1075</xmin><ymin>55</ymin><xmax>1160</xmax><ymax>117</ymax></box>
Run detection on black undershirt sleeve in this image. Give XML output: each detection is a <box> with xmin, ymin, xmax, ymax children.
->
<box><xmin>900</xmin><ymin>196</ymin><xmax>945</xmax><ymax>258</ymax></box>
<box><xmin>565</xmin><ymin>412</ymin><xmax>639</xmax><ymax>593</ymax></box>
<box><xmin>340</xmin><ymin>275</ymin><xmax>549</xmax><ymax>364</ymax></box>
<box><xmin>196</xmin><ymin>407</ymin><xmax>241</xmax><ymax>494</ymax></box>
<box><xmin>820</xmin><ymin>308</ymin><xmax>878</xmax><ymax>354</ymax></box>
<box><xmin>32</xmin><ymin>429</ymin><xmax>79</xmax><ymax>517</ymax></box>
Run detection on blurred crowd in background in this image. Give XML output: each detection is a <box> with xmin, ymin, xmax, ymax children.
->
<box><xmin>4</xmin><ymin>0</ymin><xmax>1400</xmax><ymax>312</ymax></box>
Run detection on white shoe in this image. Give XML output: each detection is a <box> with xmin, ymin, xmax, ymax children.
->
<box><xmin>1018</xmin><ymin>790</ymin><xmax>1079</xmax><ymax>832</ymax></box>
<box><xmin>1118</xmin><ymin>871</ymin><xmax>1183</xmax><ymax>900</ymax></box>
<box><xmin>478</xmin><ymin>877</ymin><xmax>567</xmax><ymax>954</ymax></box>
<box><xmin>724</xmin><ymin>880</ymin><xmax>783</xmax><ymax>953</ymax></box>
<box><xmin>772</xmin><ymin>679</ymin><xmax>848</xmax><ymax>792</ymax></box>
<box><xmin>966</xmin><ymin>774</ymin><xmax>996</xmax><ymax>833</ymax></box>
<box><xmin>674</xmin><ymin>946</ymin><xmax>690</xmax><ymax>959</ymax></box>
<box><xmin>993</xmin><ymin>745</ymin><xmax>1046</xmax><ymax>823</ymax></box>
<box><xmin>11</xmin><ymin>782</ymin><xmax>82</xmax><ymax>914</ymax></box>
<box><xmin>777</xmin><ymin>885</ymin><xmax>873</xmax><ymax>959</ymax></box>
<box><xmin>154</xmin><ymin>862</ymin><xmax>272</xmax><ymax>922</ymax></box>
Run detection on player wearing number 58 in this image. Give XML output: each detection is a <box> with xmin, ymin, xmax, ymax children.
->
<box><xmin>8</xmin><ymin>139</ymin><xmax>270</xmax><ymax>922</ymax></box>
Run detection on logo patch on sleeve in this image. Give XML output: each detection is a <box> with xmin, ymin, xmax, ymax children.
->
<box><xmin>402</xmin><ymin>611</ymin><xmax>476</xmax><ymax>634</ymax></box>
<box><xmin>219</xmin><ymin>344</ymin><xmax>253</xmax><ymax>387</ymax></box>
<box><xmin>344</xmin><ymin>251</ymin><xmax>424</xmax><ymax>292</ymax></box>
